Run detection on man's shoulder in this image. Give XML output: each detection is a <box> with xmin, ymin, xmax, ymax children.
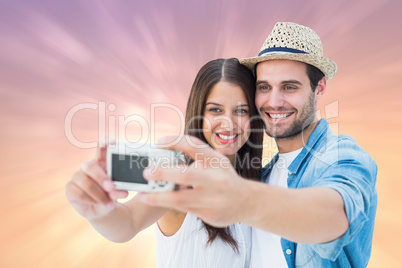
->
<box><xmin>319</xmin><ymin>133</ymin><xmax>374</xmax><ymax>164</ymax></box>
<box><xmin>298</xmin><ymin>128</ymin><xmax>377</xmax><ymax>185</ymax></box>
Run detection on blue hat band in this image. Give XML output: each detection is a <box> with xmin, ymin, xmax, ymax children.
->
<box><xmin>258</xmin><ymin>47</ymin><xmax>308</xmax><ymax>56</ymax></box>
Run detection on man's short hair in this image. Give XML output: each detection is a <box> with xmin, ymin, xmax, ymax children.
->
<box><xmin>306</xmin><ymin>63</ymin><xmax>325</xmax><ymax>92</ymax></box>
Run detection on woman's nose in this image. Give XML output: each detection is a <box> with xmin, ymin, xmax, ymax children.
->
<box><xmin>215</xmin><ymin>115</ymin><xmax>235</xmax><ymax>130</ymax></box>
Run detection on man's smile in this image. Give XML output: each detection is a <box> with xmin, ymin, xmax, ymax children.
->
<box><xmin>267</xmin><ymin>112</ymin><xmax>293</xmax><ymax>119</ymax></box>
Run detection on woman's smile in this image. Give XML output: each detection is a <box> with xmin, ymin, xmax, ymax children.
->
<box><xmin>215</xmin><ymin>132</ymin><xmax>239</xmax><ymax>145</ymax></box>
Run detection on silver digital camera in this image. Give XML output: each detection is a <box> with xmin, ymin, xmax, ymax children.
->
<box><xmin>107</xmin><ymin>142</ymin><xmax>179</xmax><ymax>192</ymax></box>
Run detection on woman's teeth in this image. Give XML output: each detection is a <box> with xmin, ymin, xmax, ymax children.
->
<box><xmin>217</xmin><ymin>134</ymin><xmax>238</xmax><ymax>140</ymax></box>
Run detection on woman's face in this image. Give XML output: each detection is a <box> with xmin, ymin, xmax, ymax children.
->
<box><xmin>202</xmin><ymin>81</ymin><xmax>251</xmax><ymax>162</ymax></box>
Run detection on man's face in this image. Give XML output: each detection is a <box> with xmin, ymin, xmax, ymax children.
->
<box><xmin>255</xmin><ymin>60</ymin><xmax>319</xmax><ymax>139</ymax></box>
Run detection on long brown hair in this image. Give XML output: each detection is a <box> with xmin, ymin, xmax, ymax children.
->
<box><xmin>184</xmin><ymin>58</ymin><xmax>264</xmax><ymax>251</ymax></box>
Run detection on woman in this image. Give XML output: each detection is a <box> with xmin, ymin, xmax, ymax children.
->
<box><xmin>156</xmin><ymin>58</ymin><xmax>264</xmax><ymax>267</ymax></box>
<box><xmin>65</xmin><ymin>58</ymin><xmax>263</xmax><ymax>267</ymax></box>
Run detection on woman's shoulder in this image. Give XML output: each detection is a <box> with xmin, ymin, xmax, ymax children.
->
<box><xmin>157</xmin><ymin>210</ymin><xmax>187</xmax><ymax>237</ymax></box>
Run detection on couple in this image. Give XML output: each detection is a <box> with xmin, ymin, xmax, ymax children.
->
<box><xmin>66</xmin><ymin>22</ymin><xmax>377</xmax><ymax>267</ymax></box>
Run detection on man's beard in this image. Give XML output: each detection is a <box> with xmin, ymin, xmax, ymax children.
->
<box><xmin>264</xmin><ymin>92</ymin><xmax>316</xmax><ymax>140</ymax></box>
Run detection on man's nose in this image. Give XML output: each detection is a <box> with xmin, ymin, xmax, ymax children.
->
<box><xmin>267</xmin><ymin>88</ymin><xmax>284</xmax><ymax>108</ymax></box>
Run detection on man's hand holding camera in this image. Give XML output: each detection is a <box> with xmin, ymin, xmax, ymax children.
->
<box><xmin>138</xmin><ymin>135</ymin><xmax>249</xmax><ymax>228</ymax></box>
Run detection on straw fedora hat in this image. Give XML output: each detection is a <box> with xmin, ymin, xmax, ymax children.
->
<box><xmin>239</xmin><ymin>22</ymin><xmax>337</xmax><ymax>81</ymax></box>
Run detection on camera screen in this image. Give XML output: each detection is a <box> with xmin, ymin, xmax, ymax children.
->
<box><xmin>111</xmin><ymin>154</ymin><xmax>149</xmax><ymax>184</ymax></box>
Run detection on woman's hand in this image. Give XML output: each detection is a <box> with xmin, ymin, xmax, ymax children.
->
<box><xmin>65</xmin><ymin>140</ymin><xmax>129</xmax><ymax>221</ymax></box>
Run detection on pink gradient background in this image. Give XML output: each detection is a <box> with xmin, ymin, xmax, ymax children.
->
<box><xmin>1</xmin><ymin>0</ymin><xmax>401</xmax><ymax>267</ymax></box>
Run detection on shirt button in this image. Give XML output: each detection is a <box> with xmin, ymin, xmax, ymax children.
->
<box><xmin>286</xmin><ymin>249</ymin><xmax>292</xmax><ymax>255</ymax></box>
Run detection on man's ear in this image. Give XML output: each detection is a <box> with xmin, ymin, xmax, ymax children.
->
<box><xmin>315</xmin><ymin>77</ymin><xmax>326</xmax><ymax>101</ymax></box>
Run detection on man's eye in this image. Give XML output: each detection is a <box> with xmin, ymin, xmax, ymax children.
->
<box><xmin>258</xmin><ymin>85</ymin><xmax>269</xmax><ymax>90</ymax></box>
<box><xmin>285</xmin><ymin>85</ymin><xmax>296</xmax><ymax>90</ymax></box>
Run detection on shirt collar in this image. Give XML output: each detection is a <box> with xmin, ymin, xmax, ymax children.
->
<box><xmin>287</xmin><ymin>119</ymin><xmax>329</xmax><ymax>174</ymax></box>
<box><xmin>261</xmin><ymin>119</ymin><xmax>330</xmax><ymax>177</ymax></box>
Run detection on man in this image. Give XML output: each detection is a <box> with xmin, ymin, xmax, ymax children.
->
<box><xmin>140</xmin><ymin>22</ymin><xmax>378</xmax><ymax>267</ymax></box>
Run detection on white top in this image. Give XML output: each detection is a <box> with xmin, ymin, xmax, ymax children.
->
<box><xmin>249</xmin><ymin>148</ymin><xmax>302</xmax><ymax>268</ymax></box>
<box><xmin>156</xmin><ymin>213</ymin><xmax>250</xmax><ymax>268</ymax></box>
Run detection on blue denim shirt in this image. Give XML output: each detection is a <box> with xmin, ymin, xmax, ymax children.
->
<box><xmin>260</xmin><ymin>119</ymin><xmax>378</xmax><ymax>267</ymax></box>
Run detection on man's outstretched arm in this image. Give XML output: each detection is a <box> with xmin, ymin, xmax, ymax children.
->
<box><xmin>139</xmin><ymin>135</ymin><xmax>349</xmax><ymax>244</ymax></box>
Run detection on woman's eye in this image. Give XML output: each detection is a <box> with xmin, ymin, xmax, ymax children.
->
<box><xmin>209</xmin><ymin>108</ymin><xmax>221</xmax><ymax>113</ymax></box>
<box><xmin>236</xmin><ymin>109</ymin><xmax>249</xmax><ymax>114</ymax></box>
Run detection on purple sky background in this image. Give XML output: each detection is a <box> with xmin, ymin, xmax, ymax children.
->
<box><xmin>1</xmin><ymin>0</ymin><xmax>401</xmax><ymax>266</ymax></box>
